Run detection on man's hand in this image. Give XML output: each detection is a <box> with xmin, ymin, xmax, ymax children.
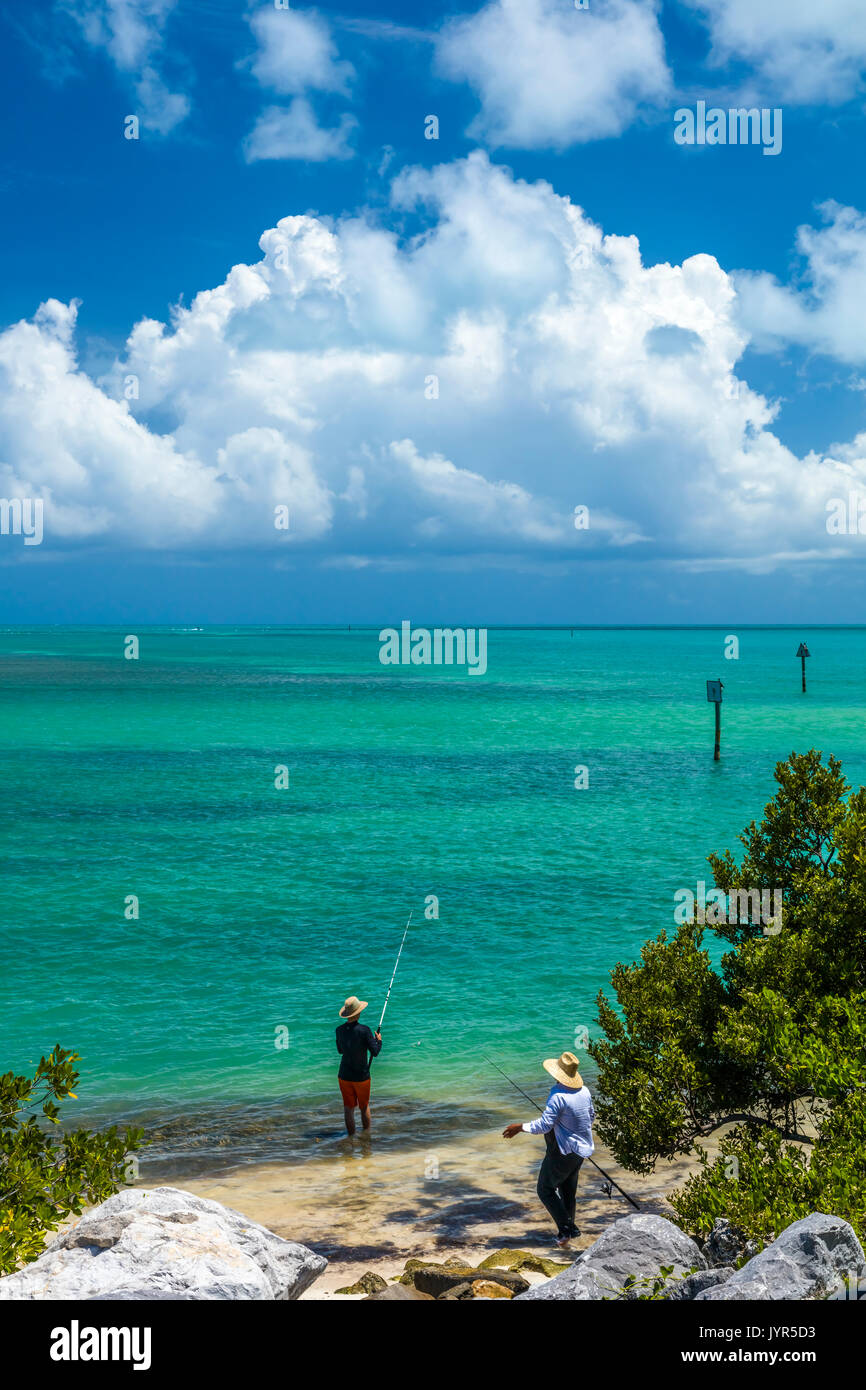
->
<box><xmin>502</xmin><ymin>1123</ymin><xmax>523</xmax><ymax>1139</ymax></box>
<box><xmin>375</xmin><ymin>1030</ymin><xmax>382</xmax><ymax>1041</ymax></box>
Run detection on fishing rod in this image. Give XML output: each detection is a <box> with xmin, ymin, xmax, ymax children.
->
<box><xmin>378</xmin><ymin>910</ymin><xmax>413</xmax><ymax>1033</ymax></box>
<box><xmin>481</xmin><ymin>1051</ymin><xmax>640</xmax><ymax>1211</ymax></box>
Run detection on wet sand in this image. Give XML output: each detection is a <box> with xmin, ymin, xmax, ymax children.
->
<box><xmin>163</xmin><ymin>1123</ymin><xmax>707</xmax><ymax>1299</ymax></box>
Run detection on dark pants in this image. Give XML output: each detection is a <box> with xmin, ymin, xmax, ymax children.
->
<box><xmin>537</xmin><ymin>1135</ymin><xmax>584</xmax><ymax>1236</ymax></box>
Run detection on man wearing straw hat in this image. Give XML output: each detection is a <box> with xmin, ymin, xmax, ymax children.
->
<box><xmin>336</xmin><ymin>995</ymin><xmax>382</xmax><ymax>1135</ymax></box>
<box><xmin>502</xmin><ymin>1051</ymin><xmax>595</xmax><ymax>1246</ymax></box>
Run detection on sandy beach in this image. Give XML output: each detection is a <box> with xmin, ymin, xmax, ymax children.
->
<box><xmin>165</xmin><ymin>1123</ymin><xmax>709</xmax><ymax>1299</ymax></box>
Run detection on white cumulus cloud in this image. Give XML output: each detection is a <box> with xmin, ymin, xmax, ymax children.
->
<box><xmin>735</xmin><ymin>202</ymin><xmax>866</xmax><ymax>364</ymax></box>
<box><xmin>241</xmin><ymin>4</ymin><xmax>356</xmax><ymax>162</ymax></box>
<box><xmin>244</xmin><ymin>5</ymin><xmax>354</xmax><ymax>95</ymax></box>
<box><xmin>2</xmin><ymin>153</ymin><xmax>863</xmax><ymax>573</ymax></box>
<box><xmin>244</xmin><ymin>98</ymin><xmax>357</xmax><ymax>163</ymax></box>
<box><xmin>435</xmin><ymin>0</ymin><xmax>671</xmax><ymax>149</ymax></box>
<box><xmin>680</xmin><ymin>0</ymin><xmax>866</xmax><ymax>105</ymax></box>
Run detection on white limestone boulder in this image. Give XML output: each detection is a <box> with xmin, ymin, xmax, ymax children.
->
<box><xmin>0</xmin><ymin>1186</ymin><xmax>327</xmax><ymax>1301</ymax></box>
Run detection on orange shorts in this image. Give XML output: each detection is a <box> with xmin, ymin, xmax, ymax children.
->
<box><xmin>339</xmin><ymin>1078</ymin><xmax>371</xmax><ymax>1109</ymax></box>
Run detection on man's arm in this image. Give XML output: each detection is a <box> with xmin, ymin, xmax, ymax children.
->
<box><xmin>367</xmin><ymin>1025</ymin><xmax>382</xmax><ymax>1057</ymax></box>
<box><xmin>336</xmin><ymin>1028</ymin><xmax>343</xmax><ymax>1055</ymax></box>
<box><xmin>502</xmin><ymin>1093</ymin><xmax>563</xmax><ymax>1139</ymax></box>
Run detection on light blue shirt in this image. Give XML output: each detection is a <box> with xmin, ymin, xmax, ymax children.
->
<box><xmin>522</xmin><ymin>1083</ymin><xmax>595</xmax><ymax>1158</ymax></box>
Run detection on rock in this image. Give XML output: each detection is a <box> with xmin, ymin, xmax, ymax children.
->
<box><xmin>397</xmin><ymin>1257</ymin><xmax>468</xmax><ymax>1286</ymax></box>
<box><xmin>438</xmin><ymin>1278</ymin><xmax>515</xmax><ymax>1300</ymax></box>
<box><xmin>697</xmin><ymin>1213</ymin><xmax>866</xmax><ymax>1301</ymax></box>
<box><xmin>515</xmin><ymin>1214</ymin><xmax>705</xmax><ymax>1301</ymax></box>
<box><xmin>476</xmin><ymin>1249</ymin><xmax>570</xmax><ymax>1277</ymax></box>
<box><xmin>365</xmin><ymin>1283</ymin><xmax>434</xmax><ymax>1301</ymax></box>
<box><xmin>664</xmin><ymin>1267</ymin><xmax>735</xmax><ymax>1300</ymax></box>
<box><xmin>470</xmin><ymin>1279</ymin><xmax>515</xmax><ymax>1299</ymax></box>
<box><xmin>334</xmin><ymin>1271</ymin><xmax>387</xmax><ymax>1296</ymax></box>
<box><xmin>0</xmin><ymin>1186</ymin><xmax>326</xmax><ymax>1302</ymax></box>
<box><xmin>703</xmin><ymin>1218</ymin><xmax>761</xmax><ymax>1268</ymax></box>
<box><xmin>437</xmin><ymin>1281</ymin><xmax>476</xmax><ymax>1301</ymax></box>
<box><xmin>413</xmin><ymin>1265</ymin><xmax>530</xmax><ymax>1298</ymax></box>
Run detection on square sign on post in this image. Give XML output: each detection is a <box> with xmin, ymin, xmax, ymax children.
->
<box><xmin>706</xmin><ymin>679</ymin><xmax>723</xmax><ymax>760</ymax></box>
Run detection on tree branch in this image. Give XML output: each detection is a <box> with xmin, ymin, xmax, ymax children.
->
<box><xmin>694</xmin><ymin>1112</ymin><xmax>814</xmax><ymax>1145</ymax></box>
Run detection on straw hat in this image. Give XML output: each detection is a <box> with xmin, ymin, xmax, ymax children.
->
<box><xmin>543</xmin><ymin>1052</ymin><xmax>583</xmax><ymax>1089</ymax></box>
<box><xmin>339</xmin><ymin>995</ymin><xmax>368</xmax><ymax>1020</ymax></box>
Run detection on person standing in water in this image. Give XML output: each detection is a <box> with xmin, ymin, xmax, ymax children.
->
<box><xmin>336</xmin><ymin>995</ymin><xmax>382</xmax><ymax>1135</ymax></box>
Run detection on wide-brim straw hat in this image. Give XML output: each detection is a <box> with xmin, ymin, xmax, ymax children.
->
<box><xmin>339</xmin><ymin>995</ymin><xmax>368</xmax><ymax>1020</ymax></box>
<box><xmin>543</xmin><ymin>1051</ymin><xmax>583</xmax><ymax>1089</ymax></box>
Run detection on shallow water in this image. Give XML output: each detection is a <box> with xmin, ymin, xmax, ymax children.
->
<box><xmin>168</xmin><ymin>1118</ymin><xmax>702</xmax><ymax>1277</ymax></box>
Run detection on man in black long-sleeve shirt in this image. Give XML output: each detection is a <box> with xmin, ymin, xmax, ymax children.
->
<box><xmin>336</xmin><ymin>994</ymin><xmax>382</xmax><ymax>1134</ymax></box>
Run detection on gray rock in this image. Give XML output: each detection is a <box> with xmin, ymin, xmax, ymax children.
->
<box><xmin>516</xmin><ymin>1266</ymin><xmax>612</xmax><ymax>1301</ymax></box>
<box><xmin>438</xmin><ymin>1279</ymin><xmax>516</xmax><ymax>1300</ymax></box>
<box><xmin>437</xmin><ymin>1280</ymin><xmax>482</xmax><ymax>1301</ymax></box>
<box><xmin>414</xmin><ymin>1265</ymin><xmax>529</xmax><ymax>1298</ymax></box>
<box><xmin>664</xmin><ymin>1267</ymin><xmax>734</xmax><ymax>1300</ymax></box>
<box><xmin>696</xmin><ymin>1213</ymin><xmax>865</xmax><ymax>1301</ymax></box>
<box><xmin>364</xmin><ymin>1284</ymin><xmax>434</xmax><ymax>1301</ymax></box>
<box><xmin>515</xmin><ymin>1214</ymin><xmax>705</xmax><ymax>1301</ymax></box>
<box><xmin>703</xmin><ymin>1218</ymin><xmax>760</xmax><ymax>1268</ymax></box>
<box><xmin>0</xmin><ymin>1186</ymin><xmax>326</xmax><ymax>1301</ymax></box>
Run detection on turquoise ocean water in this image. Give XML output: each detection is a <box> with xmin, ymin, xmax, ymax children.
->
<box><xmin>2</xmin><ymin>627</ymin><xmax>864</xmax><ymax>1170</ymax></box>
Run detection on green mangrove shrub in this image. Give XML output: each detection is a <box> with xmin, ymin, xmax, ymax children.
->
<box><xmin>0</xmin><ymin>1046</ymin><xmax>143</xmax><ymax>1275</ymax></box>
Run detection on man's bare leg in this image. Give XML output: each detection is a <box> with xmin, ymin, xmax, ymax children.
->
<box><xmin>344</xmin><ymin>1105</ymin><xmax>356</xmax><ymax>1136</ymax></box>
<box><xmin>360</xmin><ymin>1104</ymin><xmax>371</xmax><ymax>1131</ymax></box>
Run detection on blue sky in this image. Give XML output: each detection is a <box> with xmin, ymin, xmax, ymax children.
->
<box><xmin>2</xmin><ymin>0</ymin><xmax>866</xmax><ymax>623</ymax></box>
